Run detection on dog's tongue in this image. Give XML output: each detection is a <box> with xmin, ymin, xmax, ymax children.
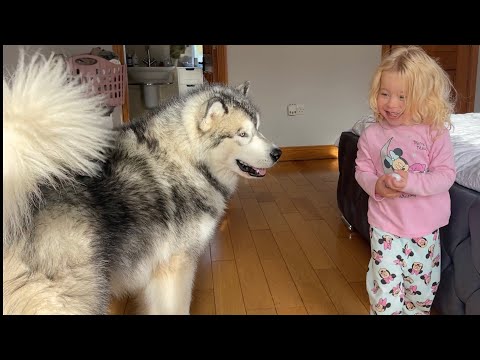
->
<box><xmin>253</xmin><ymin>167</ymin><xmax>267</xmax><ymax>176</ymax></box>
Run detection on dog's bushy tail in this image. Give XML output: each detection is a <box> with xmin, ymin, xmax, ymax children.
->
<box><xmin>3</xmin><ymin>49</ymin><xmax>114</xmax><ymax>245</ymax></box>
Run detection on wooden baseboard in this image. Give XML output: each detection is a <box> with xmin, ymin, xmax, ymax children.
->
<box><xmin>279</xmin><ymin>145</ymin><xmax>338</xmax><ymax>162</ymax></box>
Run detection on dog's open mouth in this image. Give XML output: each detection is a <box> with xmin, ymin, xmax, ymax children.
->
<box><xmin>236</xmin><ymin>160</ymin><xmax>267</xmax><ymax>177</ymax></box>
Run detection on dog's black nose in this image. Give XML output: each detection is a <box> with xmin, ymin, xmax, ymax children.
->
<box><xmin>270</xmin><ymin>147</ymin><xmax>282</xmax><ymax>162</ymax></box>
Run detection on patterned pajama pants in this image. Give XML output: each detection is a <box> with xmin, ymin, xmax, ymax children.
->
<box><xmin>366</xmin><ymin>226</ymin><xmax>441</xmax><ymax>315</ymax></box>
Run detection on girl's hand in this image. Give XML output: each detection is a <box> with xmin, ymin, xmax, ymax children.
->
<box><xmin>384</xmin><ymin>170</ymin><xmax>408</xmax><ymax>192</ymax></box>
<box><xmin>375</xmin><ymin>175</ymin><xmax>402</xmax><ymax>198</ymax></box>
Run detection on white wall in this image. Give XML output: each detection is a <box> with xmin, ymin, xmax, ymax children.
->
<box><xmin>3</xmin><ymin>45</ymin><xmax>123</xmax><ymax>128</ymax></box>
<box><xmin>228</xmin><ymin>45</ymin><xmax>382</xmax><ymax>147</ymax></box>
<box><xmin>475</xmin><ymin>50</ymin><xmax>480</xmax><ymax>112</ymax></box>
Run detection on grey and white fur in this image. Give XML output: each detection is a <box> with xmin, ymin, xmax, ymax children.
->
<box><xmin>3</xmin><ymin>50</ymin><xmax>282</xmax><ymax>314</ymax></box>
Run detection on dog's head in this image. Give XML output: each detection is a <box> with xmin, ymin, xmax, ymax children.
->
<box><xmin>197</xmin><ymin>81</ymin><xmax>282</xmax><ymax>179</ymax></box>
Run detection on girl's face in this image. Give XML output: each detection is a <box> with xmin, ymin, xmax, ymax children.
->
<box><xmin>377</xmin><ymin>71</ymin><xmax>410</xmax><ymax>126</ymax></box>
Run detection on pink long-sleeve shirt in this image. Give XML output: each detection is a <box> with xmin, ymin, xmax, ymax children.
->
<box><xmin>354</xmin><ymin>122</ymin><xmax>456</xmax><ymax>238</ymax></box>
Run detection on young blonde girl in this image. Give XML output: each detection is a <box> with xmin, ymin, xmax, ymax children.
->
<box><xmin>355</xmin><ymin>46</ymin><xmax>456</xmax><ymax>315</ymax></box>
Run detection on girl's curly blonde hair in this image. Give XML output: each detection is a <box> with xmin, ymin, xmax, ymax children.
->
<box><xmin>369</xmin><ymin>46</ymin><xmax>456</xmax><ymax>131</ymax></box>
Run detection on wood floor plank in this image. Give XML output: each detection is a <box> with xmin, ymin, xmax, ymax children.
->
<box><xmin>325</xmin><ymin>181</ymin><xmax>337</xmax><ymax>192</ymax></box>
<box><xmin>235</xmin><ymin>256</ymin><xmax>274</xmax><ymax>311</ymax></box>
<box><xmin>315</xmin><ymin>268</ymin><xmax>368</xmax><ymax>315</ymax></box>
<box><xmin>300</xmin><ymin>171</ymin><xmax>331</xmax><ymax>193</ymax></box>
<box><xmin>270</xmin><ymin>161</ymin><xmax>298</xmax><ymax>174</ymax></box>
<box><xmin>252</xmin><ymin>229</ymin><xmax>304</xmax><ymax>308</ymax></box>
<box><xmin>288</xmin><ymin>171</ymin><xmax>311</xmax><ymax>186</ymax></box>
<box><xmin>247</xmin><ymin>308</ymin><xmax>277</xmax><ymax>315</ymax></box>
<box><xmin>190</xmin><ymin>289</ymin><xmax>215</xmax><ymax>315</ymax></box>
<box><xmin>276</xmin><ymin>306</ymin><xmax>308</xmax><ymax>315</ymax></box>
<box><xmin>308</xmin><ymin>219</ymin><xmax>366</xmax><ymax>282</ymax></box>
<box><xmin>259</xmin><ymin>201</ymin><xmax>291</xmax><ymax>232</ymax></box>
<box><xmin>271</xmin><ymin>230</ymin><xmax>337</xmax><ymax>314</ymax></box>
<box><xmin>273</xmin><ymin>193</ymin><xmax>299</xmax><ymax>214</ymax></box>
<box><xmin>237</xmin><ymin>179</ymin><xmax>255</xmax><ymax>199</ymax></box>
<box><xmin>304</xmin><ymin>303</ymin><xmax>338</xmax><ymax>315</ymax></box>
<box><xmin>250</xmin><ymin>180</ymin><xmax>269</xmax><ymax>193</ymax></box>
<box><xmin>254</xmin><ymin>192</ymin><xmax>276</xmax><ymax>202</ymax></box>
<box><xmin>325</xmin><ymin>190</ymin><xmax>338</xmax><ymax>208</ymax></box>
<box><xmin>241</xmin><ymin>198</ymin><xmax>269</xmax><ymax>230</ymax></box>
<box><xmin>226</xmin><ymin>208</ymin><xmax>257</xmax><ymax>252</ymax></box>
<box><xmin>274</xmin><ymin>173</ymin><xmax>301</xmax><ymax>193</ymax></box>
<box><xmin>308</xmin><ymin>191</ymin><xmax>331</xmax><ymax>208</ymax></box>
<box><xmin>283</xmin><ymin>213</ymin><xmax>335</xmax><ymax>270</ymax></box>
<box><xmin>261</xmin><ymin>259</ymin><xmax>305</xmax><ymax>308</ymax></box>
<box><xmin>337</xmin><ymin>232</ymin><xmax>371</xmax><ymax>271</ymax></box>
<box><xmin>238</xmin><ymin>191</ymin><xmax>257</xmax><ymax>199</ymax></box>
<box><xmin>316</xmin><ymin>206</ymin><xmax>352</xmax><ymax>238</ymax></box>
<box><xmin>227</xmin><ymin>208</ymin><xmax>274</xmax><ymax>310</ymax></box>
<box><xmin>238</xmin><ymin>178</ymin><xmax>253</xmax><ymax>191</ymax></box>
<box><xmin>212</xmin><ymin>260</ymin><xmax>246</xmax><ymax>315</ymax></box>
<box><xmin>350</xmin><ymin>281</ymin><xmax>371</xmax><ymax>313</ymax></box>
<box><xmin>263</xmin><ymin>173</ymin><xmax>285</xmax><ymax>193</ymax></box>
<box><xmin>250</xmin><ymin>229</ymin><xmax>283</xmax><ymax>260</ymax></box>
<box><xmin>290</xmin><ymin>196</ymin><xmax>323</xmax><ymax>220</ymax></box>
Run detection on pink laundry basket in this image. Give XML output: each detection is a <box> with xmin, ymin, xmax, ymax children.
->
<box><xmin>67</xmin><ymin>54</ymin><xmax>127</xmax><ymax>108</ymax></box>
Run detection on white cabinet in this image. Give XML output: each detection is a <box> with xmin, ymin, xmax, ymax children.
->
<box><xmin>176</xmin><ymin>67</ymin><xmax>203</xmax><ymax>96</ymax></box>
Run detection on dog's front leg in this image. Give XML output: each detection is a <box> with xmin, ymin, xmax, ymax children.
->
<box><xmin>141</xmin><ymin>254</ymin><xmax>197</xmax><ymax>315</ymax></box>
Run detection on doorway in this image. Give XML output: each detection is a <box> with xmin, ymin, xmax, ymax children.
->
<box><xmin>112</xmin><ymin>45</ymin><xmax>228</xmax><ymax>123</ymax></box>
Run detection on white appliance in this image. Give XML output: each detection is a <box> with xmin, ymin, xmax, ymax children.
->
<box><xmin>176</xmin><ymin>67</ymin><xmax>203</xmax><ymax>96</ymax></box>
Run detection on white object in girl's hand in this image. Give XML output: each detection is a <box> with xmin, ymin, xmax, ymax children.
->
<box><xmin>391</xmin><ymin>173</ymin><xmax>401</xmax><ymax>181</ymax></box>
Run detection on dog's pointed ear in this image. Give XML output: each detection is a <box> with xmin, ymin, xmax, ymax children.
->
<box><xmin>200</xmin><ymin>97</ymin><xmax>228</xmax><ymax>132</ymax></box>
<box><xmin>236</xmin><ymin>81</ymin><xmax>250</xmax><ymax>96</ymax></box>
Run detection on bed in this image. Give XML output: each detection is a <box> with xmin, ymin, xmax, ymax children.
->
<box><xmin>336</xmin><ymin>113</ymin><xmax>480</xmax><ymax>315</ymax></box>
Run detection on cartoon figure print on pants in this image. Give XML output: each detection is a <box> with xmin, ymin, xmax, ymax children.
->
<box><xmin>368</xmin><ymin>227</ymin><xmax>441</xmax><ymax>314</ymax></box>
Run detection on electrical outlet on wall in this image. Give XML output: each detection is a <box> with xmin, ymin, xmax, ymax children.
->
<box><xmin>296</xmin><ymin>104</ymin><xmax>305</xmax><ymax>115</ymax></box>
<box><xmin>287</xmin><ymin>104</ymin><xmax>297</xmax><ymax>116</ymax></box>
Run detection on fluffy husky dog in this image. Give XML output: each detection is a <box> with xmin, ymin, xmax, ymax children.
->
<box><xmin>3</xmin><ymin>51</ymin><xmax>282</xmax><ymax>314</ymax></box>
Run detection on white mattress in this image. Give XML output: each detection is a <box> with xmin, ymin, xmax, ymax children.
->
<box><xmin>450</xmin><ymin>113</ymin><xmax>480</xmax><ymax>192</ymax></box>
<box><xmin>341</xmin><ymin>113</ymin><xmax>480</xmax><ymax>192</ymax></box>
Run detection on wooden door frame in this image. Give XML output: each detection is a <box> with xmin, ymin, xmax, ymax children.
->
<box><xmin>456</xmin><ymin>45</ymin><xmax>478</xmax><ymax>113</ymax></box>
<box><xmin>112</xmin><ymin>45</ymin><xmax>227</xmax><ymax>123</ymax></box>
<box><xmin>112</xmin><ymin>45</ymin><xmax>130</xmax><ymax>123</ymax></box>
<box><xmin>381</xmin><ymin>45</ymin><xmax>478</xmax><ymax>114</ymax></box>
<box><xmin>213</xmin><ymin>45</ymin><xmax>228</xmax><ymax>84</ymax></box>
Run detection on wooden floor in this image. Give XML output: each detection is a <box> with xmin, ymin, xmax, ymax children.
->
<box><xmin>110</xmin><ymin>159</ymin><xmax>374</xmax><ymax>315</ymax></box>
